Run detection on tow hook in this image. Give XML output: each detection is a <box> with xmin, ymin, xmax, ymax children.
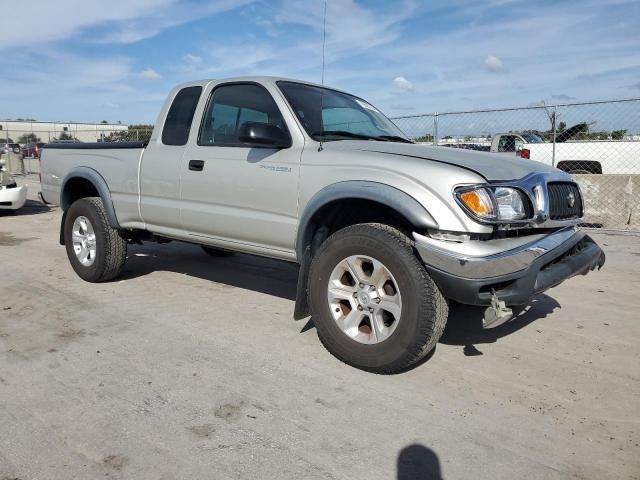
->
<box><xmin>483</xmin><ymin>292</ymin><xmax>513</xmax><ymax>329</ymax></box>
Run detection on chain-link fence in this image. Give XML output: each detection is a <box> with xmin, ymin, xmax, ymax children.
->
<box><xmin>2</xmin><ymin>99</ymin><xmax>639</xmax><ymax>229</ymax></box>
<box><xmin>391</xmin><ymin>98</ymin><xmax>640</xmax><ymax>230</ymax></box>
<box><xmin>1</xmin><ymin>126</ymin><xmax>153</xmax><ymax>175</ymax></box>
<box><xmin>0</xmin><ymin>127</ymin><xmax>152</xmax><ymax>145</ymax></box>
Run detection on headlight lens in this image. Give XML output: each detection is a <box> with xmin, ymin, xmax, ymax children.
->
<box><xmin>494</xmin><ymin>187</ymin><xmax>527</xmax><ymax>220</ymax></box>
<box><xmin>456</xmin><ymin>186</ymin><xmax>529</xmax><ymax>222</ymax></box>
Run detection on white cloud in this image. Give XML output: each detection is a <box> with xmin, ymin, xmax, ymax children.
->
<box><xmin>393</xmin><ymin>76</ymin><xmax>416</xmax><ymax>92</ymax></box>
<box><xmin>0</xmin><ymin>0</ymin><xmax>254</xmax><ymax>49</ymax></box>
<box><xmin>183</xmin><ymin>53</ymin><xmax>203</xmax><ymax>65</ymax></box>
<box><xmin>138</xmin><ymin>68</ymin><xmax>162</xmax><ymax>80</ymax></box>
<box><xmin>101</xmin><ymin>0</ymin><xmax>254</xmax><ymax>44</ymax></box>
<box><xmin>275</xmin><ymin>0</ymin><xmax>418</xmax><ymax>60</ymax></box>
<box><xmin>550</xmin><ymin>94</ymin><xmax>577</xmax><ymax>101</ymax></box>
<box><xmin>484</xmin><ymin>55</ymin><xmax>503</xmax><ymax>72</ymax></box>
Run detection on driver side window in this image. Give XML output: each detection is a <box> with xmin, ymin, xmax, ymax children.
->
<box><xmin>199</xmin><ymin>83</ymin><xmax>286</xmax><ymax>147</ymax></box>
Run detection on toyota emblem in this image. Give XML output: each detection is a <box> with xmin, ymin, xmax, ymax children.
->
<box><xmin>567</xmin><ymin>192</ymin><xmax>576</xmax><ymax>208</ymax></box>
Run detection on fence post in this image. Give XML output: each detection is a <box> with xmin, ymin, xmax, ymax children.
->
<box><xmin>551</xmin><ymin>108</ymin><xmax>557</xmax><ymax>167</ymax></box>
<box><xmin>433</xmin><ymin>112</ymin><xmax>439</xmax><ymax>146</ymax></box>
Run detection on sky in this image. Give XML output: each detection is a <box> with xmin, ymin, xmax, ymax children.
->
<box><xmin>0</xmin><ymin>0</ymin><xmax>639</xmax><ymax>125</ymax></box>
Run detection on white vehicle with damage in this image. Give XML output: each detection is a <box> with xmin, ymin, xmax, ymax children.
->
<box><xmin>489</xmin><ymin>132</ymin><xmax>640</xmax><ymax>174</ymax></box>
<box><xmin>0</xmin><ymin>158</ymin><xmax>27</xmax><ymax>211</ymax></box>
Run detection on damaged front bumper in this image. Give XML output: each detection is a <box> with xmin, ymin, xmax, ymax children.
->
<box><xmin>0</xmin><ymin>184</ymin><xmax>27</xmax><ymax>210</ymax></box>
<box><xmin>413</xmin><ymin>226</ymin><xmax>605</xmax><ymax>308</ymax></box>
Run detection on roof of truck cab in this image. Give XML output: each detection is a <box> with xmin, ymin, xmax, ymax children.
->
<box><xmin>172</xmin><ymin>76</ymin><xmax>348</xmax><ymax>94</ymax></box>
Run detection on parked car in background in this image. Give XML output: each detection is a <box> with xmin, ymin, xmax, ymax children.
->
<box><xmin>489</xmin><ymin>132</ymin><xmax>545</xmax><ymax>154</ymax></box>
<box><xmin>50</xmin><ymin>139</ymin><xmax>82</xmax><ymax>144</ymax></box>
<box><xmin>0</xmin><ymin>143</ymin><xmax>22</xmax><ymax>155</ymax></box>
<box><xmin>21</xmin><ymin>142</ymin><xmax>47</xmax><ymax>158</ymax></box>
<box><xmin>0</xmin><ymin>158</ymin><xmax>27</xmax><ymax>211</ymax></box>
<box><xmin>489</xmin><ymin>131</ymin><xmax>640</xmax><ymax>174</ymax></box>
<box><xmin>518</xmin><ymin>140</ymin><xmax>640</xmax><ymax>174</ymax></box>
<box><xmin>441</xmin><ymin>143</ymin><xmax>490</xmax><ymax>152</ymax></box>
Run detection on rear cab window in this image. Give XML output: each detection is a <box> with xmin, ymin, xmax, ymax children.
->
<box><xmin>162</xmin><ymin>86</ymin><xmax>203</xmax><ymax>146</ymax></box>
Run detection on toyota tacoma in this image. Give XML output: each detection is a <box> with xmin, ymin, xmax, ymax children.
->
<box><xmin>40</xmin><ymin>77</ymin><xmax>605</xmax><ymax>373</ymax></box>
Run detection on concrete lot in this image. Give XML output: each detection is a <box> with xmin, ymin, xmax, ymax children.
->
<box><xmin>1</xmin><ymin>175</ymin><xmax>639</xmax><ymax>480</ymax></box>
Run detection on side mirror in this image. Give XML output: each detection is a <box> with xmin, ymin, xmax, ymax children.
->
<box><xmin>238</xmin><ymin>122</ymin><xmax>291</xmax><ymax>148</ymax></box>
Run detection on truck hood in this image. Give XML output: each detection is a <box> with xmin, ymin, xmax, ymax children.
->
<box><xmin>333</xmin><ymin>141</ymin><xmax>561</xmax><ymax>181</ymax></box>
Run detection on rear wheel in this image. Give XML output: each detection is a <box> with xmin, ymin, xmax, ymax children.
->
<box><xmin>309</xmin><ymin>223</ymin><xmax>448</xmax><ymax>374</ymax></box>
<box><xmin>63</xmin><ymin>197</ymin><xmax>127</xmax><ymax>282</ymax></box>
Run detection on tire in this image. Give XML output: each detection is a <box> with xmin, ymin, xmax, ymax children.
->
<box><xmin>309</xmin><ymin>223</ymin><xmax>448</xmax><ymax>374</ymax></box>
<box><xmin>201</xmin><ymin>245</ymin><xmax>234</xmax><ymax>257</ymax></box>
<box><xmin>63</xmin><ymin>197</ymin><xmax>127</xmax><ymax>282</ymax></box>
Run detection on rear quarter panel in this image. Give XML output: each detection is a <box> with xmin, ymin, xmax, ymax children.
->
<box><xmin>41</xmin><ymin>147</ymin><xmax>144</xmax><ymax>226</ymax></box>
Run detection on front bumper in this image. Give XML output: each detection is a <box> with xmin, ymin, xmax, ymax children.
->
<box><xmin>413</xmin><ymin>227</ymin><xmax>605</xmax><ymax>306</ymax></box>
<box><xmin>0</xmin><ymin>184</ymin><xmax>27</xmax><ymax>210</ymax></box>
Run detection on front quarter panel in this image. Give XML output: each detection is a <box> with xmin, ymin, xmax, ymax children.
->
<box><xmin>299</xmin><ymin>143</ymin><xmax>493</xmax><ymax>235</ymax></box>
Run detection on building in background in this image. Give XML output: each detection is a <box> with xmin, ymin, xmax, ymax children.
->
<box><xmin>1</xmin><ymin>120</ymin><xmax>129</xmax><ymax>143</ymax></box>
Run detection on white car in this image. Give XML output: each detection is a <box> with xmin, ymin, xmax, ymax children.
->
<box><xmin>0</xmin><ymin>159</ymin><xmax>27</xmax><ymax>210</ymax></box>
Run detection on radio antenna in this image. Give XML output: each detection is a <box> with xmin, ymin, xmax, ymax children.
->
<box><xmin>318</xmin><ymin>0</ymin><xmax>328</xmax><ymax>152</ymax></box>
<box><xmin>321</xmin><ymin>0</ymin><xmax>327</xmax><ymax>85</ymax></box>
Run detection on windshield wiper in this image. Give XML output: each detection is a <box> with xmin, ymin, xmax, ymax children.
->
<box><xmin>311</xmin><ymin>130</ymin><xmax>413</xmax><ymax>143</ymax></box>
<box><xmin>375</xmin><ymin>135</ymin><xmax>414</xmax><ymax>144</ymax></box>
<box><xmin>311</xmin><ymin>130</ymin><xmax>380</xmax><ymax>141</ymax></box>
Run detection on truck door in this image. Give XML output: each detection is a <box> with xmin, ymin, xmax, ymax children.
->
<box><xmin>179</xmin><ymin>82</ymin><xmax>301</xmax><ymax>259</ymax></box>
<box><xmin>139</xmin><ymin>84</ymin><xmax>203</xmax><ymax>233</ymax></box>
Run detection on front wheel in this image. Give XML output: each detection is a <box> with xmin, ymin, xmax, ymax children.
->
<box><xmin>309</xmin><ymin>223</ymin><xmax>448</xmax><ymax>374</ymax></box>
<box><xmin>63</xmin><ymin>197</ymin><xmax>127</xmax><ymax>282</ymax></box>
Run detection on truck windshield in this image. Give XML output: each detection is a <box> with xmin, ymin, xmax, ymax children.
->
<box><xmin>277</xmin><ymin>81</ymin><xmax>411</xmax><ymax>143</ymax></box>
<box><xmin>521</xmin><ymin>133</ymin><xmax>545</xmax><ymax>143</ymax></box>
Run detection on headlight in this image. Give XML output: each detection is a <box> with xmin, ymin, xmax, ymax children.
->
<box><xmin>494</xmin><ymin>187</ymin><xmax>527</xmax><ymax>220</ymax></box>
<box><xmin>456</xmin><ymin>186</ymin><xmax>529</xmax><ymax>222</ymax></box>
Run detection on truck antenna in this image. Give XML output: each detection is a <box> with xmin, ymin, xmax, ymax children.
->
<box><xmin>321</xmin><ymin>0</ymin><xmax>327</xmax><ymax>86</ymax></box>
<box><xmin>318</xmin><ymin>0</ymin><xmax>327</xmax><ymax>152</ymax></box>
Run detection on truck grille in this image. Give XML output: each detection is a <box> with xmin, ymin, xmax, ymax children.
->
<box><xmin>548</xmin><ymin>182</ymin><xmax>582</xmax><ymax>220</ymax></box>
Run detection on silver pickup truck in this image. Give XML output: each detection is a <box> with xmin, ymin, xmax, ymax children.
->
<box><xmin>41</xmin><ymin>77</ymin><xmax>605</xmax><ymax>373</ymax></box>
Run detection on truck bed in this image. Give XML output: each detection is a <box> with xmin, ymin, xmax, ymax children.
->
<box><xmin>40</xmin><ymin>142</ymin><xmax>146</xmax><ymax>227</ymax></box>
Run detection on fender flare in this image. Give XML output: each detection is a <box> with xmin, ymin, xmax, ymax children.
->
<box><xmin>292</xmin><ymin>181</ymin><xmax>438</xmax><ymax>320</ymax></box>
<box><xmin>59</xmin><ymin>167</ymin><xmax>120</xmax><ymax>236</ymax></box>
<box><xmin>295</xmin><ymin>180</ymin><xmax>438</xmax><ymax>261</ymax></box>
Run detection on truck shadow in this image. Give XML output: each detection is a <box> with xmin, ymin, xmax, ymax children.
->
<box><xmin>122</xmin><ymin>242</ymin><xmax>299</xmax><ymax>301</ymax></box>
<box><xmin>123</xmin><ymin>241</ymin><xmax>560</xmax><ymax>361</ymax></box>
<box><xmin>440</xmin><ymin>294</ymin><xmax>561</xmax><ymax>349</ymax></box>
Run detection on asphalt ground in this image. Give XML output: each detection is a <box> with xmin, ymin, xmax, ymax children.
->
<box><xmin>1</xmin><ymin>175</ymin><xmax>639</xmax><ymax>479</ymax></box>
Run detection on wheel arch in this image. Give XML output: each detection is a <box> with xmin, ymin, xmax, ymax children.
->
<box><xmin>296</xmin><ymin>181</ymin><xmax>438</xmax><ymax>261</ymax></box>
<box><xmin>556</xmin><ymin>160</ymin><xmax>602</xmax><ymax>174</ymax></box>
<box><xmin>59</xmin><ymin>167</ymin><xmax>120</xmax><ymax>245</ymax></box>
<box><xmin>293</xmin><ymin>181</ymin><xmax>438</xmax><ymax>319</ymax></box>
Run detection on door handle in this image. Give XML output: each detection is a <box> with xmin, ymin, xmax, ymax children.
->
<box><xmin>189</xmin><ymin>160</ymin><xmax>205</xmax><ymax>171</ymax></box>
